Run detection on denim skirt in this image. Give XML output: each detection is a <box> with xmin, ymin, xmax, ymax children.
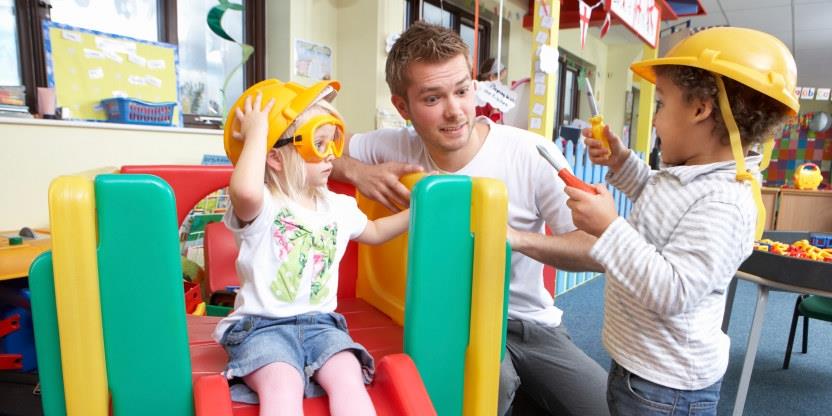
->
<box><xmin>219</xmin><ymin>312</ymin><xmax>375</xmax><ymax>403</ymax></box>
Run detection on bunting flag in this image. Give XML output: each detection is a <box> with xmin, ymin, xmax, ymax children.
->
<box><xmin>579</xmin><ymin>0</ymin><xmax>592</xmax><ymax>49</ymax></box>
<box><xmin>600</xmin><ymin>10</ymin><xmax>611</xmax><ymax>39</ymax></box>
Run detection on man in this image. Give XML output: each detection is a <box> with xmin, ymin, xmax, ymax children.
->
<box><xmin>332</xmin><ymin>22</ymin><xmax>609</xmax><ymax>416</ymax></box>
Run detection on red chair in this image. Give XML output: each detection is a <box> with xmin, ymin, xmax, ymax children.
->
<box><xmin>203</xmin><ymin>222</ymin><xmax>239</xmax><ymax>305</ymax></box>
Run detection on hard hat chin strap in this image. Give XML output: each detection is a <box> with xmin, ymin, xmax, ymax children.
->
<box><xmin>715</xmin><ymin>75</ymin><xmax>767</xmax><ymax>239</ymax></box>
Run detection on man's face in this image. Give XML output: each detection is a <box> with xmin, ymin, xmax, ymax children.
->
<box><xmin>392</xmin><ymin>54</ymin><xmax>477</xmax><ymax>156</ymax></box>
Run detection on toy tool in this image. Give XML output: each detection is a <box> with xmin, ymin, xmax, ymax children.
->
<box><xmin>536</xmin><ymin>144</ymin><xmax>598</xmax><ymax>194</ymax></box>
<box><xmin>584</xmin><ymin>78</ymin><xmax>611</xmax><ymax>155</ymax></box>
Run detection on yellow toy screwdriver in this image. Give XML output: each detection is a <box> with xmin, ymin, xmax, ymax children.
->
<box><xmin>584</xmin><ymin>78</ymin><xmax>611</xmax><ymax>156</ymax></box>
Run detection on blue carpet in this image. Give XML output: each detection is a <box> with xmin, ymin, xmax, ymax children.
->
<box><xmin>554</xmin><ymin>276</ymin><xmax>832</xmax><ymax>415</ymax></box>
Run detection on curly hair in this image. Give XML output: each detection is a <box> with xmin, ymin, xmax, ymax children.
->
<box><xmin>654</xmin><ymin>65</ymin><xmax>793</xmax><ymax>146</ymax></box>
<box><xmin>386</xmin><ymin>21</ymin><xmax>470</xmax><ymax>98</ymax></box>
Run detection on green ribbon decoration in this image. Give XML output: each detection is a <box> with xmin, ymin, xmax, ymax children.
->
<box><xmin>207</xmin><ymin>0</ymin><xmax>253</xmax><ymax>119</ymax></box>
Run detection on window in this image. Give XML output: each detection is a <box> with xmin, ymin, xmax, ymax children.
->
<box><xmin>176</xmin><ymin>0</ymin><xmax>246</xmax><ymax>119</ymax></box>
<box><xmin>555</xmin><ymin>57</ymin><xmax>580</xmax><ymax>137</ymax></box>
<box><xmin>11</xmin><ymin>0</ymin><xmax>264</xmax><ymax>128</ymax></box>
<box><xmin>50</xmin><ymin>0</ymin><xmax>159</xmax><ymax>42</ymax></box>
<box><xmin>407</xmin><ymin>0</ymin><xmax>490</xmax><ymax>74</ymax></box>
<box><xmin>0</xmin><ymin>0</ymin><xmax>21</xmax><ymax>86</ymax></box>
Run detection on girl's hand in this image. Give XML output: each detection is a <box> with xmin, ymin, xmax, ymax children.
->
<box><xmin>582</xmin><ymin>125</ymin><xmax>628</xmax><ymax>172</ymax></box>
<box><xmin>232</xmin><ymin>92</ymin><xmax>276</xmax><ymax>142</ymax></box>
<box><xmin>564</xmin><ymin>183</ymin><xmax>618</xmax><ymax>238</ymax></box>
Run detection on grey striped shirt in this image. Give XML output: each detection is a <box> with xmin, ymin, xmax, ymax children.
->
<box><xmin>590</xmin><ymin>151</ymin><xmax>759</xmax><ymax>390</ymax></box>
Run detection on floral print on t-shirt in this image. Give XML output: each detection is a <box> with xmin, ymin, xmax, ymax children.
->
<box><xmin>270</xmin><ymin>207</ymin><xmax>338</xmax><ymax>304</ymax></box>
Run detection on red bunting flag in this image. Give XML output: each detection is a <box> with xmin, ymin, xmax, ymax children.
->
<box><xmin>600</xmin><ymin>10</ymin><xmax>611</xmax><ymax>39</ymax></box>
<box><xmin>579</xmin><ymin>0</ymin><xmax>592</xmax><ymax>49</ymax></box>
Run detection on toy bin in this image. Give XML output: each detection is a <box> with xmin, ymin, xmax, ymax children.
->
<box><xmin>742</xmin><ymin>231</ymin><xmax>832</xmax><ymax>292</ymax></box>
<box><xmin>100</xmin><ymin>97</ymin><xmax>176</xmax><ymax>126</ymax></box>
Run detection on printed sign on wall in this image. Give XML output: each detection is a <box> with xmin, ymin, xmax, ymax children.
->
<box><xmin>608</xmin><ymin>0</ymin><xmax>661</xmax><ymax>48</ymax></box>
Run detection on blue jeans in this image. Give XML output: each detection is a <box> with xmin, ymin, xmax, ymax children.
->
<box><xmin>607</xmin><ymin>360</ymin><xmax>722</xmax><ymax>416</ymax></box>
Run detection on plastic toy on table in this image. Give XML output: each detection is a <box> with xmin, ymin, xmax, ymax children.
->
<box><xmin>792</xmin><ymin>163</ymin><xmax>823</xmax><ymax>190</ymax></box>
<box><xmin>0</xmin><ymin>229</ymin><xmax>51</xmax><ymax>281</ymax></box>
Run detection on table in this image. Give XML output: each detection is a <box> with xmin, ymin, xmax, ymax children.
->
<box><xmin>0</xmin><ymin>231</ymin><xmax>51</xmax><ymax>281</ymax></box>
<box><xmin>722</xmin><ymin>270</ymin><xmax>832</xmax><ymax>416</ymax></box>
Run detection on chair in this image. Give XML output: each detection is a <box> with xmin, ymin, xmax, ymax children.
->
<box><xmin>783</xmin><ymin>294</ymin><xmax>832</xmax><ymax>369</ymax></box>
<box><xmin>203</xmin><ymin>221</ymin><xmax>239</xmax><ymax>306</ymax></box>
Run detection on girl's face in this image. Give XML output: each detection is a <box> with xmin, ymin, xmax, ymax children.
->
<box><xmin>304</xmin><ymin>123</ymin><xmax>337</xmax><ymax>188</ymax></box>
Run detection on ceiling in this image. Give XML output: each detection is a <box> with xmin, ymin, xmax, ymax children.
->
<box><xmin>602</xmin><ymin>0</ymin><xmax>832</xmax><ymax>88</ymax></box>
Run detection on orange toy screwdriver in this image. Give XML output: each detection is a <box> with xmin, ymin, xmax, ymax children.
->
<box><xmin>536</xmin><ymin>144</ymin><xmax>598</xmax><ymax>194</ymax></box>
<box><xmin>584</xmin><ymin>78</ymin><xmax>611</xmax><ymax>156</ymax></box>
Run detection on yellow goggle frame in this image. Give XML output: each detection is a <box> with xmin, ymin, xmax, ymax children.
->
<box><xmin>274</xmin><ymin>114</ymin><xmax>345</xmax><ymax>162</ymax></box>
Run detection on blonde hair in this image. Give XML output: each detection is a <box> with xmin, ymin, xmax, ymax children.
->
<box><xmin>386</xmin><ymin>21</ymin><xmax>471</xmax><ymax>98</ymax></box>
<box><xmin>265</xmin><ymin>99</ymin><xmax>343</xmax><ymax>201</ymax></box>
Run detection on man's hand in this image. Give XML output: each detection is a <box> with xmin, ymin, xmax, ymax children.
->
<box><xmin>564</xmin><ymin>184</ymin><xmax>618</xmax><ymax>238</ymax></box>
<box><xmin>355</xmin><ymin>161</ymin><xmax>424</xmax><ymax>212</ymax></box>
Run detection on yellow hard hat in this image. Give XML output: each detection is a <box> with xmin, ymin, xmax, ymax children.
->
<box><xmin>631</xmin><ymin>27</ymin><xmax>798</xmax><ymax>115</ymax></box>
<box><xmin>224</xmin><ymin>78</ymin><xmax>340</xmax><ymax>165</ymax></box>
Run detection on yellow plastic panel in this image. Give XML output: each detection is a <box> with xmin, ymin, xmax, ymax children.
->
<box><xmin>462</xmin><ymin>178</ymin><xmax>508</xmax><ymax>416</ymax></box>
<box><xmin>48</xmin><ymin>176</ymin><xmax>109</xmax><ymax>416</ymax></box>
<box><xmin>356</xmin><ymin>173</ymin><xmax>423</xmax><ymax>325</ymax></box>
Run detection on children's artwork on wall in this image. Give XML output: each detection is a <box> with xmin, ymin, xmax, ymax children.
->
<box><xmin>764</xmin><ymin>112</ymin><xmax>832</xmax><ymax>188</ymax></box>
<box><xmin>43</xmin><ymin>20</ymin><xmax>180</xmax><ymax>124</ymax></box>
<box><xmin>294</xmin><ymin>39</ymin><xmax>332</xmax><ymax>81</ymax></box>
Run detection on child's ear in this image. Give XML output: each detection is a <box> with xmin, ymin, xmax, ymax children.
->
<box><xmin>692</xmin><ymin>98</ymin><xmax>714</xmax><ymax>123</ymax></box>
<box><xmin>266</xmin><ymin>149</ymin><xmax>283</xmax><ymax>172</ymax></box>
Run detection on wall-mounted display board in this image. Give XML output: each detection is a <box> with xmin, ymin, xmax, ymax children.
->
<box><xmin>43</xmin><ymin>20</ymin><xmax>180</xmax><ymax>125</ymax></box>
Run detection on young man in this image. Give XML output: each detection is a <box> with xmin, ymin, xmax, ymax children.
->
<box><xmin>332</xmin><ymin>22</ymin><xmax>609</xmax><ymax>416</ymax></box>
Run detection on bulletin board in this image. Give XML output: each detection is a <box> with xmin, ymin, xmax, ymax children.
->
<box><xmin>43</xmin><ymin>21</ymin><xmax>180</xmax><ymax>124</ymax></box>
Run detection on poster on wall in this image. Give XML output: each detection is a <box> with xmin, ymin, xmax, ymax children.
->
<box><xmin>607</xmin><ymin>0</ymin><xmax>661</xmax><ymax>48</ymax></box>
<box><xmin>295</xmin><ymin>39</ymin><xmax>332</xmax><ymax>81</ymax></box>
<box><xmin>42</xmin><ymin>20</ymin><xmax>179</xmax><ymax>124</ymax></box>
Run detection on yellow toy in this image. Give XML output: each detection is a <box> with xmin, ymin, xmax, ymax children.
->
<box><xmin>583</xmin><ymin>78</ymin><xmax>610</xmax><ymax>155</ymax></box>
<box><xmin>793</xmin><ymin>163</ymin><xmax>823</xmax><ymax>190</ymax></box>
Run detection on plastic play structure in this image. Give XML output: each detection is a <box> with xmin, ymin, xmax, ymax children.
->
<box><xmin>27</xmin><ymin>165</ymin><xmax>511</xmax><ymax>416</ymax></box>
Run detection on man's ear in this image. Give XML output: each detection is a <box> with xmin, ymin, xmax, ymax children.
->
<box><xmin>266</xmin><ymin>149</ymin><xmax>283</xmax><ymax>172</ymax></box>
<box><xmin>692</xmin><ymin>97</ymin><xmax>714</xmax><ymax>123</ymax></box>
<box><xmin>391</xmin><ymin>95</ymin><xmax>410</xmax><ymax>121</ymax></box>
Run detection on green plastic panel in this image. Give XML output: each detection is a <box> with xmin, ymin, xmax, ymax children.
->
<box><xmin>95</xmin><ymin>174</ymin><xmax>194</xmax><ymax>416</ymax></box>
<box><xmin>28</xmin><ymin>252</ymin><xmax>67</xmax><ymax>416</ymax></box>
<box><xmin>404</xmin><ymin>175</ymin><xmax>473</xmax><ymax>416</ymax></box>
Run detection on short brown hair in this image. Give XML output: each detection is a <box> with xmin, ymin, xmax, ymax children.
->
<box><xmin>386</xmin><ymin>21</ymin><xmax>471</xmax><ymax>97</ymax></box>
<box><xmin>654</xmin><ymin>65</ymin><xmax>793</xmax><ymax>146</ymax></box>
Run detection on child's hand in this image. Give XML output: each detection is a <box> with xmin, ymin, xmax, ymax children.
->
<box><xmin>564</xmin><ymin>183</ymin><xmax>618</xmax><ymax>238</ymax></box>
<box><xmin>232</xmin><ymin>92</ymin><xmax>275</xmax><ymax>142</ymax></box>
<box><xmin>582</xmin><ymin>125</ymin><xmax>628</xmax><ymax>172</ymax></box>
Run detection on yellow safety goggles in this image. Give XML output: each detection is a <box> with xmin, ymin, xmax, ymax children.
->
<box><xmin>273</xmin><ymin>114</ymin><xmax>345</xmax><ymax>162</ymax></box>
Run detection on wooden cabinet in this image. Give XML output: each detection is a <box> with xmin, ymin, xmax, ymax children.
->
<box><xmin>761</xmin><ymin>187</ymin><xmax>778</xmax><ymax>231</ymax></box>
<box><xmin>774</xmin><ymin>189</ymin><xmax>832</xmax><ymax>232</ymax></box>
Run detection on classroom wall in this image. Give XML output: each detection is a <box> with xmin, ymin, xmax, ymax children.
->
<box><xmin>601</xmin><ymin>42</ymin><xmax>644</xmax><ymax>139</ymax></box>
<box><xmin>0</xmin><ymin>119</ymin><xmax>224</xmax><ymax>230</ymax></box>
<box><xmin>1</xmin><ymin>0</ymin><xmax>649</xmax><ymax>230</ymax></box>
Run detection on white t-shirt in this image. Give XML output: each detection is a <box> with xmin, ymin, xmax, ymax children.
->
<box><xmin>213</xmin><ymin>189</ymin><xmax>369</xmax><ymax>341</ymax></box>
<box><xmin>350</xmin><ymin>117</ymin><xmax>576</xmax><ymax>327</ymax></box>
